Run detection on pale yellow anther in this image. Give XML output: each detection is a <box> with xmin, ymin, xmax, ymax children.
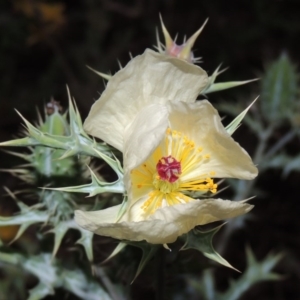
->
<box><xmin>204</xmin><ymin>154</ymin><xmax>210</xmax><ymax>159</ymax></box>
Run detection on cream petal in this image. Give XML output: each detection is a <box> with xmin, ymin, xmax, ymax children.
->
<box><xmin>166</xmin><ymin>101</ymin><xmax>258</xmax><ymax>180</ymax></box>
<box><xmin>123</xmin><ymin>103</ymin><xmax>169</xmax><ymax>200</ymax></box>
<box><xmin>75</xmin><ymin>205</ymin><xmax>121</xmax><ymax>229</ymax></box>
<box><xmin>83</xmin><ymin>49</ymin><xmax>208</xmax><ymax>151</ymax></box>
<box><xmin>75</xmin><ymin>199</ymin><xmax>253</xmax><ymax>244</ymax></box>
<box><xmin>124</xmin><ymin>104</ymin><xmax>169</xmax><ymax>175</ymax></box>
<box><xmin>150</xmin><ymin>199</ymin><xmax>253</xmax><ymax>238</ymax></box>
<box><xmin>75</xmin><ymin>205</ymin><xmax>179</xmax><ymax>244</ymax></box>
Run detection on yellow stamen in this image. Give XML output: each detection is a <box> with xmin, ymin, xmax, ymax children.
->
<box><xmin>131</xmin><ymin>128</ymin><xmax>218</xmax><ymax>215</ymax></box>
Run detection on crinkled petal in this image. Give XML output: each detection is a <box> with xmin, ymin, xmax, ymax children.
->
<box><xmin>124</xmin><ymin>103</ymin><xmax>169</xmax><ymax>174</ymax></box>
<box><xmin>83</xmin><ymin>49</ymin><xmax>208</xmax><ymax>151</ymax></box>
<box><xmin>123</xmin><ymin>103</ymin><xmax>169</xmax><ymax>201</ymax></box>
<box><xmin>74</xmin><ymin>199</ymin><xmax>253</xmax><ymax>244</ymax></box>
<box><xmin>75</xmin><ymin>204</ymin><xmax>178</xmax><ymax>244</ymax></box>
<box><xmin>149</xmin><ymin>199</ymin><xmax>253</xmax><ymax>239</ymax></box>
<box><xmin>166</xmin><ymin>101</ymin><xmax>258</xmax><ymax>180</ymax></box>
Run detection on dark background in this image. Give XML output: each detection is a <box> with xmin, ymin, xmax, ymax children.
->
<box><xmin>1</xmin><ymin>0</ymin><xmax>300</xmax><ymax>299</ymax></box>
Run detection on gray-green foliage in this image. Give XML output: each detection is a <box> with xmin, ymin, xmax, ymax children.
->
<box><xmin>0</xmin><ymin>99</ymin><xmax>98</xmax><ymax>260</ymax></box>
<box><xmin>218</xmin><ymin>248</ymin><xmax>282</xmax><ymax>300</ymax></box>
<box><xmin>181</xmin><ymin>225</ymin><xmax>238</xmax><ymax>271</ymax></box>
<box><xmin>0</xmin><ymin>252</ymin><xmax>112</xmax><ymax>300</ymax></box>
<box><xmin>261</xmin><ymin>53</ymin><xmax>299</xmax><ymax>124</ymax></box>
<box><xmin>185</xmin><ymin>247</ymin><xmax>281</xmax><ymax>300</ymax></box>
<box><xmin>0</xmin><ymin>98</ymin><xmax>122</xmax><ymax>299</ymax></box>
<box><xmin>202</xmin><ymin>64</ymin><xmax>257</xmax><ymax>95</ymax></box>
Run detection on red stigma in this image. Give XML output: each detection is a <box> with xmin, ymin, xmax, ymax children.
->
<box><xmin>156</xmin><ymin>155</ymin><xmax>181</xmax><ymax>183</ymax></box>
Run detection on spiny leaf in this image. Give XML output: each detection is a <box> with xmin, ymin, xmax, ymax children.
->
<box><xmin>205</xmin><ymin>64</ymin><xmax>227</xmax><ymax>88</ymax></box>
<box><xmin>45</xmin><ymin>165</ymin><xmax>124</xmax><ymax>196</ymax></box>
<box><xmin>225</xmin><ymin>97</ymin><xmax>258</xmax><ymax>135</ymax></box>
<box><xmin>23</xmin><ymin>254</ymin><xmax>58</xmax><ymax>291</ymax></box>
<box><xmin>205</xmin><ymin>79</ymin><xmax>258</xmax><ymax>94</ymax></box>
<box><xmin>48</xmin><ymin>220</ymin><xmax>94</xmax><ymax>261</ymax></box>
<box><xmin>181</xmin><ymin>224</ymin><xmax>238</xmax><ymax>271</ymax></box>
<box><xmin>0</xmin><ymin>149</ymin><xmax>32</xmax><ymax>161</ymax></box>
<box><xmin>201</xmin><ymin>63</ymin><xmax>257</xmax><ymax>94</ymax></box>
<box><xmin>261</xmin><ymin>53</ymin><xmax>299</xmax><ymax>123</ymax></box>
<box><xmin>63</xmin><ymin>268</ymin><xmax>112</xmax><ymax>300</ymax></box>
<box><xmin>0</xmin><ymin>94</ymin><xmax>111</xmax><ymax>160</ymax></box>
<box><xmin>40</xmin><ymin>108</ymin><xmax>69</xmax><ymax>136</ymax></box>
<box><xmin>41</xmin><ymin>190</ymin><xmax>75</xmax><ymax>222</ymax></box>
<box><xmin>101</xmin><ymin>242</ymin><xmax>127</xmax><ymax>264</ymax></box>
<box><xmin>0</xmin><ymin>252</ymin><xmax>112</xmax><ymax>300</ymax></box>
<box><xmin>125</xmin><ymin>241</ymin><xmax>160</xmax><ymax>283</ymax></box>
<box><xmin>75</xmin><ymin>227</ymin><xmax>94</xmax><ymax>262</ymax></box>
<box><xmin>67</xmin><ymin>87</ymin><xmax>88</xmax><ymax>138</ymax></box>
<box><xmin>48</xmin><ymin>222</ymin><xmax>70</xmax><ymax>258</ymax></box>
<box><xmin>0</xmin><ymin>136</ymin><xmax>39</xmax><ymax>147</ymax></box>
<box><xmin>218</xmin><ymin>247</ymin><xmax>282</xmax><ymax>300</ymax></box>
<box><xmin>217</xmin><ymin>102</ymin><xmax>264</xmax><ymax>134</ymax></box>
<box><xmin>16</xmin><ymin>110</ymin><xmax>69</xmax><ymax>148</ymax></box>
<box><xmin>92</xmin><ymin>149</ymin><xmax>123</xmax><ymax>179</ymax></box>
<box><xmin>0</xmin><ymin>167</ymin><xmax>35</xmax><ymax>183</ymax></box>
<box><xmin>0</xmin><ymin>201</ymin><xmax>48</xmax><ymax>243</ymax></box>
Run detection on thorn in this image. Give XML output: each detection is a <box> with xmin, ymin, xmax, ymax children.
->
<box><xmin>2</xmin><ymin>186</ymin><xmax>18</xmax><ymax>201</ymax></box>
<box><xmin>155</xmin><ymin>27</ymin><xmax>163</xmax><ymax>53</ymax></box>
<box><xmin>179</xmin><ymin>18</ymin><xmax>208</xmax><ymax>61</ymax></box>
<box><xmin>86</xmin><ymin>66</ymin><xmax>111</xmax><ymax>80</ymax></box>
<box><xmin>117</xmin><ymin>60</ymin><xmax>122</xmax><ymax>70</ymax></box>
<box><xmin>159</xmin><ymin>14</ymin><xmax>173</xmax><ymax>50</ymax></box>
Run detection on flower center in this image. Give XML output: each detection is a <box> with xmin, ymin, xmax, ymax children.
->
<box><xmin>156</xmin><ymin>155</ymin><xmax>181</xmax><ymax>183</ymax></box>
<box><xmin>130</xmin><ymin>128</ymin><xmax>218</xmax><ymax>214</ymax></box>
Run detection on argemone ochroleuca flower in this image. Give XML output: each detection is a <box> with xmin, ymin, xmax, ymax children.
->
<box><xmin>75</xmin><ymin>101</ymin><xmax>258</xmax><ymax>244</ymax></box>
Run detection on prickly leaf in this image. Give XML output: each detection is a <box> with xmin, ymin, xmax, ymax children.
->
<box><xmin>181</xmin><ymin>224</ymin><xmax>238</xmax><ymax>271</ymax></box>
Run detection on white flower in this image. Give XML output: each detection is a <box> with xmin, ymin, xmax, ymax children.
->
<box><xmin>75</xmin><ymin>101</ymin><xmax>257</xmax><ymax>244</ymax></box>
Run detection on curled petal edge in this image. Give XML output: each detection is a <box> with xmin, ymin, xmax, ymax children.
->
<box><xmin>75</xmin><ymin>199</ymin><xmax>253</xmax><ymax>244</ymax></box>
